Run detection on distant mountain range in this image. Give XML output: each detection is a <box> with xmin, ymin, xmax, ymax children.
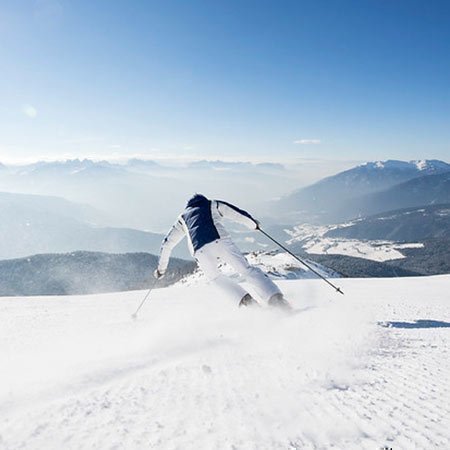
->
<box><xmin>341</xmin><ymin>172</ymin><xmax>450</xmax><ymax>219</ymax></box>
<box><xmin>0</xmin><ymin>158</ymin><xmax>301</xmax><ymax>230</ymax></box>
<box><xmin>1</xmin><ymin>158</ymin><xmax>449</xmax><ymax>280</ymax></box>
<box><xmin>6</xmin><ymin>158</ymin><xmax>286</xmax><ymax>176</ymax></box>
<box><xmin>0</xmin><ymin>251</ymin><xmax>195</xmax><ymax>296</ymax></box>
<box><xmin>274</xmin><ymin>159</ymin><xmax>450</xmax><ymax>223</ymax></box>
<box><xmin>0</xmin><ymin>191</ymin><xmax>189</xmax><ymax>260</ymax></box>
<box><xmin>9</xmin><ymin>158</ymin><xmax>171</xmax><ymax>178</ymax></box>
<box><xmin>16</xmin><ymin>159</ymin><xmax>126</xmax><ymax>176</ymax></box>
<box><xmin>0</xmin><ymin>191</ymin><xmax>102</xmax><ymax>224</ymax></box>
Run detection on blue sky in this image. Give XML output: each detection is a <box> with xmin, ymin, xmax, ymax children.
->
<box><xmin>1</xmin><ymin>0</ymin><xmax>449</xmax><ymax>163</ymax></box>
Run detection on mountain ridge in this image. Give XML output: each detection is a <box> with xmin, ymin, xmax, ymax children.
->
<box><xmin>0</xmin><ymin>251</ymin><xmax>195</xmax><ymax>296</ymax></box>
<box><xmin>326</xmin><ymin>204</ymin><xmax>450</xmax><ymax>241</ymax></box>
<box><xmin>0</xmin><ymin>191</ymin><xmax>191</xmax><ymax>260</ymax></box>
<box><xmin>274</xmin><ymin>159</ymin><xmax>450</xmax><ymax>223</ymax></box>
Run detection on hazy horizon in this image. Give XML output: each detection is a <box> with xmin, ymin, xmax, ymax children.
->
<box><xmin>0</xmin><ymin>156</ymin><xmax>361</xmax><ymax>232</ymax></box>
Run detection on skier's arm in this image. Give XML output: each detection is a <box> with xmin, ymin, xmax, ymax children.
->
<box><xmin>214</xmin><ymin>200</ymin><xmax>259</xmax><ymax>230</ymax></box>
<box><xmin>157</xmin><ymin>219</ymin><xmax>186</xmax><ymax>275</ymax></box>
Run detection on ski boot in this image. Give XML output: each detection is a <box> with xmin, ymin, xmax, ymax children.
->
<box><xmin>268</xmin><ymin>293</ymin><xmax>291</xmax><ymax>310</ymax></box>
<box><xmin>239</xmin><ymin>293</ymin><xmax>260</xmax><ymax>308</ymax></box>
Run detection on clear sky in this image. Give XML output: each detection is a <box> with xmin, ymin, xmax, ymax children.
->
<box><xmin>1</xmin><ymin>0</ymin><xmax>449</xmax><ymax>163</ymax></box>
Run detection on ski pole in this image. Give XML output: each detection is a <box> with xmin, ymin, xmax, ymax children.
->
<box><xmin>258</xmin><ymin>227</ymin><xmax>344</xmax><ymax>295</ymax></box>
<box><xmin>131</xmin><ymin>278</ymin><xmax>158</xmax><ymax>320</ymax></box>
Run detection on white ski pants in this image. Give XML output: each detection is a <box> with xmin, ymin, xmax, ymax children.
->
<box><xmin>194</xmin><ymin>238</ymin><xmax>281</xmax><ymax>304</ymax></box>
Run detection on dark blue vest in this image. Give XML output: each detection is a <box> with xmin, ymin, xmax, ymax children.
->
<box><xmin>182</xmin><ymin>195</ymin><xmax>220</xmax><ymax>252</ymax></box>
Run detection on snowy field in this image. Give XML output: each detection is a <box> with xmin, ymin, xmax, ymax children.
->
<box><xmin>1</xmin><ymin>275</ymin><xmax>449</xmax><ymax>449</ymax></box>
<box><xmin>287</xmin><ymin>223</ymin><xmax>424</xmax><ymax>262</ymax></box>
<box><xmin>301</xmin><ymin>238</ymin><xmax>424</xmax><ymax>262</ymax></box>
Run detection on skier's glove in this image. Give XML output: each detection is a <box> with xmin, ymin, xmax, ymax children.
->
<box><xmin>253</xmin><ymin>219</ymin><xmax>261</xmax><ymax>230</ymax></box>
<box><xmin>154</xmin><ymin>269</ymin><xmax>164</xmax><ymax>280</ymax></box>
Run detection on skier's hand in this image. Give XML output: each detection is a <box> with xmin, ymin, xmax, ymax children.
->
<box><xmin>253</xmin><ymin>219</ymin><xmax>261</xmax><ymax>230</ymax></box>
<box><xmin>154</xmin><ymin>269</ymin><xmax>164</xmax><ymax>280</ymax></box>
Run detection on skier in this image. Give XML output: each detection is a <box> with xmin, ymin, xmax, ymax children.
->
<box><xmin>154</xmin><ymin>193</ymin><xmax>290</xmax><ymax>308</ymax></box>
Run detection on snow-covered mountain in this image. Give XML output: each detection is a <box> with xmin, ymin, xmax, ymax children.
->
<box><xmin>363</xmin><ymin>159</ymin><xmax>450</xmax><ymax>173</ymax></box>
<box><xmin>12</xmin><ymin>158</ymin><xmax>166</xmax><ymax>177</ymax></box>
<box><xmin>411</xmin><ymin>159</ymin><xmax>450</xmax><ymax>172</ymax></box>
<box><xmin>341</xmin><ymin>171</ymin><xmax>450</xmax><ymax>219</ymax></box>
<box><xmin>13</xmin><ymin>159</ymin><xmax>126</xmax><ymax>177</ymax></box>
<box><xmin>1</xmin><ymin>275</ymin><xmax>449</xmax><ymax>448</ymax></box>
<box><xmin>274</xmin><ymin>159</ymin><xmax>450</xmax><ymax>223</ymax></box>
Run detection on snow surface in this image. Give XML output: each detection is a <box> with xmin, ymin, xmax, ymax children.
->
<box><xmin>1</xmin><ymin>275</ymin><xmax>450</xmax><ymax>449</ymax></box>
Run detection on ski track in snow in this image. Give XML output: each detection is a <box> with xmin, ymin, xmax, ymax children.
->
<box><xmin>0</xmin><ymin>276</ymin><xmax>449</xmax><ymax>449</ymax></box>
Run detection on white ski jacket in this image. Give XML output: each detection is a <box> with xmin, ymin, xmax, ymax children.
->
<box><xmin>157</xmin><ymin>195</ymin><xmax>258</xmax><ymax>274</ymax></box>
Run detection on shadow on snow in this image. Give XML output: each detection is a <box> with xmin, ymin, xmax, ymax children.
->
<box><xmin>380</xmin><ymin>320</ymin><xmax>450</xmax><ymax>329</ymax></box>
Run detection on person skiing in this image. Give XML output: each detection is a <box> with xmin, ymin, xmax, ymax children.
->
<box><xmin>154</xmin><ymin>193</ymin><xmax>290</xmax><ymax>308</ymax></box>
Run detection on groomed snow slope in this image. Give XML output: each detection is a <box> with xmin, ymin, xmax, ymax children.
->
<box><xmin>1</xmin><ymin>276</ymin><xmax>449</xmax><ymax>449</ymax></box>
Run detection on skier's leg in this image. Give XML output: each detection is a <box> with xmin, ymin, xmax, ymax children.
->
<box><xmin>217</xmin><ymin>238</ymin><xmax>282</xmax><ymax>301</ymax></box>
<box><xmin>195</xmin><ymin>242</ymin><xmax>249</xmax><ymax>304</ymax></box>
